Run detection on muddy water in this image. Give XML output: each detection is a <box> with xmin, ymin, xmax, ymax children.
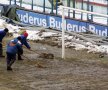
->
<box><xmin>0</xmin><ymin>41</ymin><xmax>108</xmax><ymax>90</ymax></box>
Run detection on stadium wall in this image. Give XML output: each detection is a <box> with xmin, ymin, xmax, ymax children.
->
<box><xmin>16</xmin><ymin>9</ymin><xmax>108</xmax><ymax>36</ymax></box>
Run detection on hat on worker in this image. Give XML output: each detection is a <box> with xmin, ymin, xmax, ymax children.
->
<box><xmin>11</xmin><ymin>39</ymin><xmax>17</xmax><ymax>44</ymax></box>
<box><xmin>4</xmin><ymin>28</ymin><xmax>9</xmax><ymax>32</ymax></box>
<box><xmin>23</xmin><ymin>32</ymin><xmax>28</xmax><ymax>37</ymax></box>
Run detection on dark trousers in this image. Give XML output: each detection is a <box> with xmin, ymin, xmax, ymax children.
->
<box><xmin>0</xmin><ymin>43</ymin><xmax>3</xmax><ymax>56</ymax></box>
<box><xmin>6</xmin><ymin>52</ymin><xmax>16</xmax><ymax>68</ymax></box>
<box><xmin>17</xmin><ymin>48</ymin><xmax>23</xmax><ymax>60</ymax></box>
<box><xmin>18</xmin><ymin>48</ymin><xmax>23</xmax><ymax>59</ymax></box>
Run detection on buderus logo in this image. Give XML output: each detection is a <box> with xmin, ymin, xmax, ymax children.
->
<box><xmin>16</xmin><ymin>9</ymin><xmax>108</xmax><ymax>36</ymax></box>
<box><xmin>17</xmin><ymin>10</ymin><xmax>47</xmax><ymax>27</ymax></box>
<box><xmin>88</xmin><ymin>25</ymin><xmax>108</xmax><ymax>36</ymax></box>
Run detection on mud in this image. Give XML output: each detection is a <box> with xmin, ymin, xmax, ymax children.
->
<box><xmin>0</xmin><ymin>37</ymin><xmax>108</xmax><ymax>90</ymax></box>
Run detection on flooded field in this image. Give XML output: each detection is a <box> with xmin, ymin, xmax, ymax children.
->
<box><xmin>0</xmin><ymin>37</ymin><xmax>108</xmax><ymax>90</ymax></box>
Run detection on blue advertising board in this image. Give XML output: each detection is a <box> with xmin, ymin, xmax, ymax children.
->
<box><xmin>66</xmin><ymin>19</ymin><xmax>87</xmax><ymax>32</ymax></box>
<box><xmin>47</xmin><ymin>15</ymin><xmax>62</xmax><ymax>30</ymax></box>
<box><xmin>87</xmin><ymin>23</ymin><xmax>108</xmax><ymax>36</ymax></box>
<box><xmin>17</xmin><ymin>9</ymin><xmax>108</xmax><ymax>36</ymax></box>
<box><xmin>17</xmin><ymin>10</ymin><xmax>47</xmax><ymax>27</ymax></box>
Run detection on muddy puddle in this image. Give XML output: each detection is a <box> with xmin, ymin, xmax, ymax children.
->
<box><xmin>0</xmin><ymin>37</ymin><xmax>108</xmax><ymax>90</ymax></box>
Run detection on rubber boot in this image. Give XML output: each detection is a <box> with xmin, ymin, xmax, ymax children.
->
<box><xmin>18</xmin><ymin>54</ymin><xmax>23</xmax><ymax>60</ymax></box>
<box><xmin>7</xmin><ymin>66</ymin><xmax>12</xmax><ymax>71</ymax></box>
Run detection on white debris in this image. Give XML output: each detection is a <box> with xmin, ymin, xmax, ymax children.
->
<box><xmin>0</xmin><ymin>18</ymin><xmax>108</xmax><ymax>54</ymax></box>
<box><xmin>74</xmin><ymin>44</ymin><xmax>86</xmax><ymax>50</ymax></box>
<box><xmin>0</xmin><ymin>19</ymin><xmax>6</xmax><ymax>28</ymax></box>
<box><xmin>6</xmin><ymin>24</ymin><xmax>20</xmax><ymax>33</ymax></box>
<box><xmin>41</xmin><ymin>32</ymin><xmax>57</xmax><ymax>38</ymax></box>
